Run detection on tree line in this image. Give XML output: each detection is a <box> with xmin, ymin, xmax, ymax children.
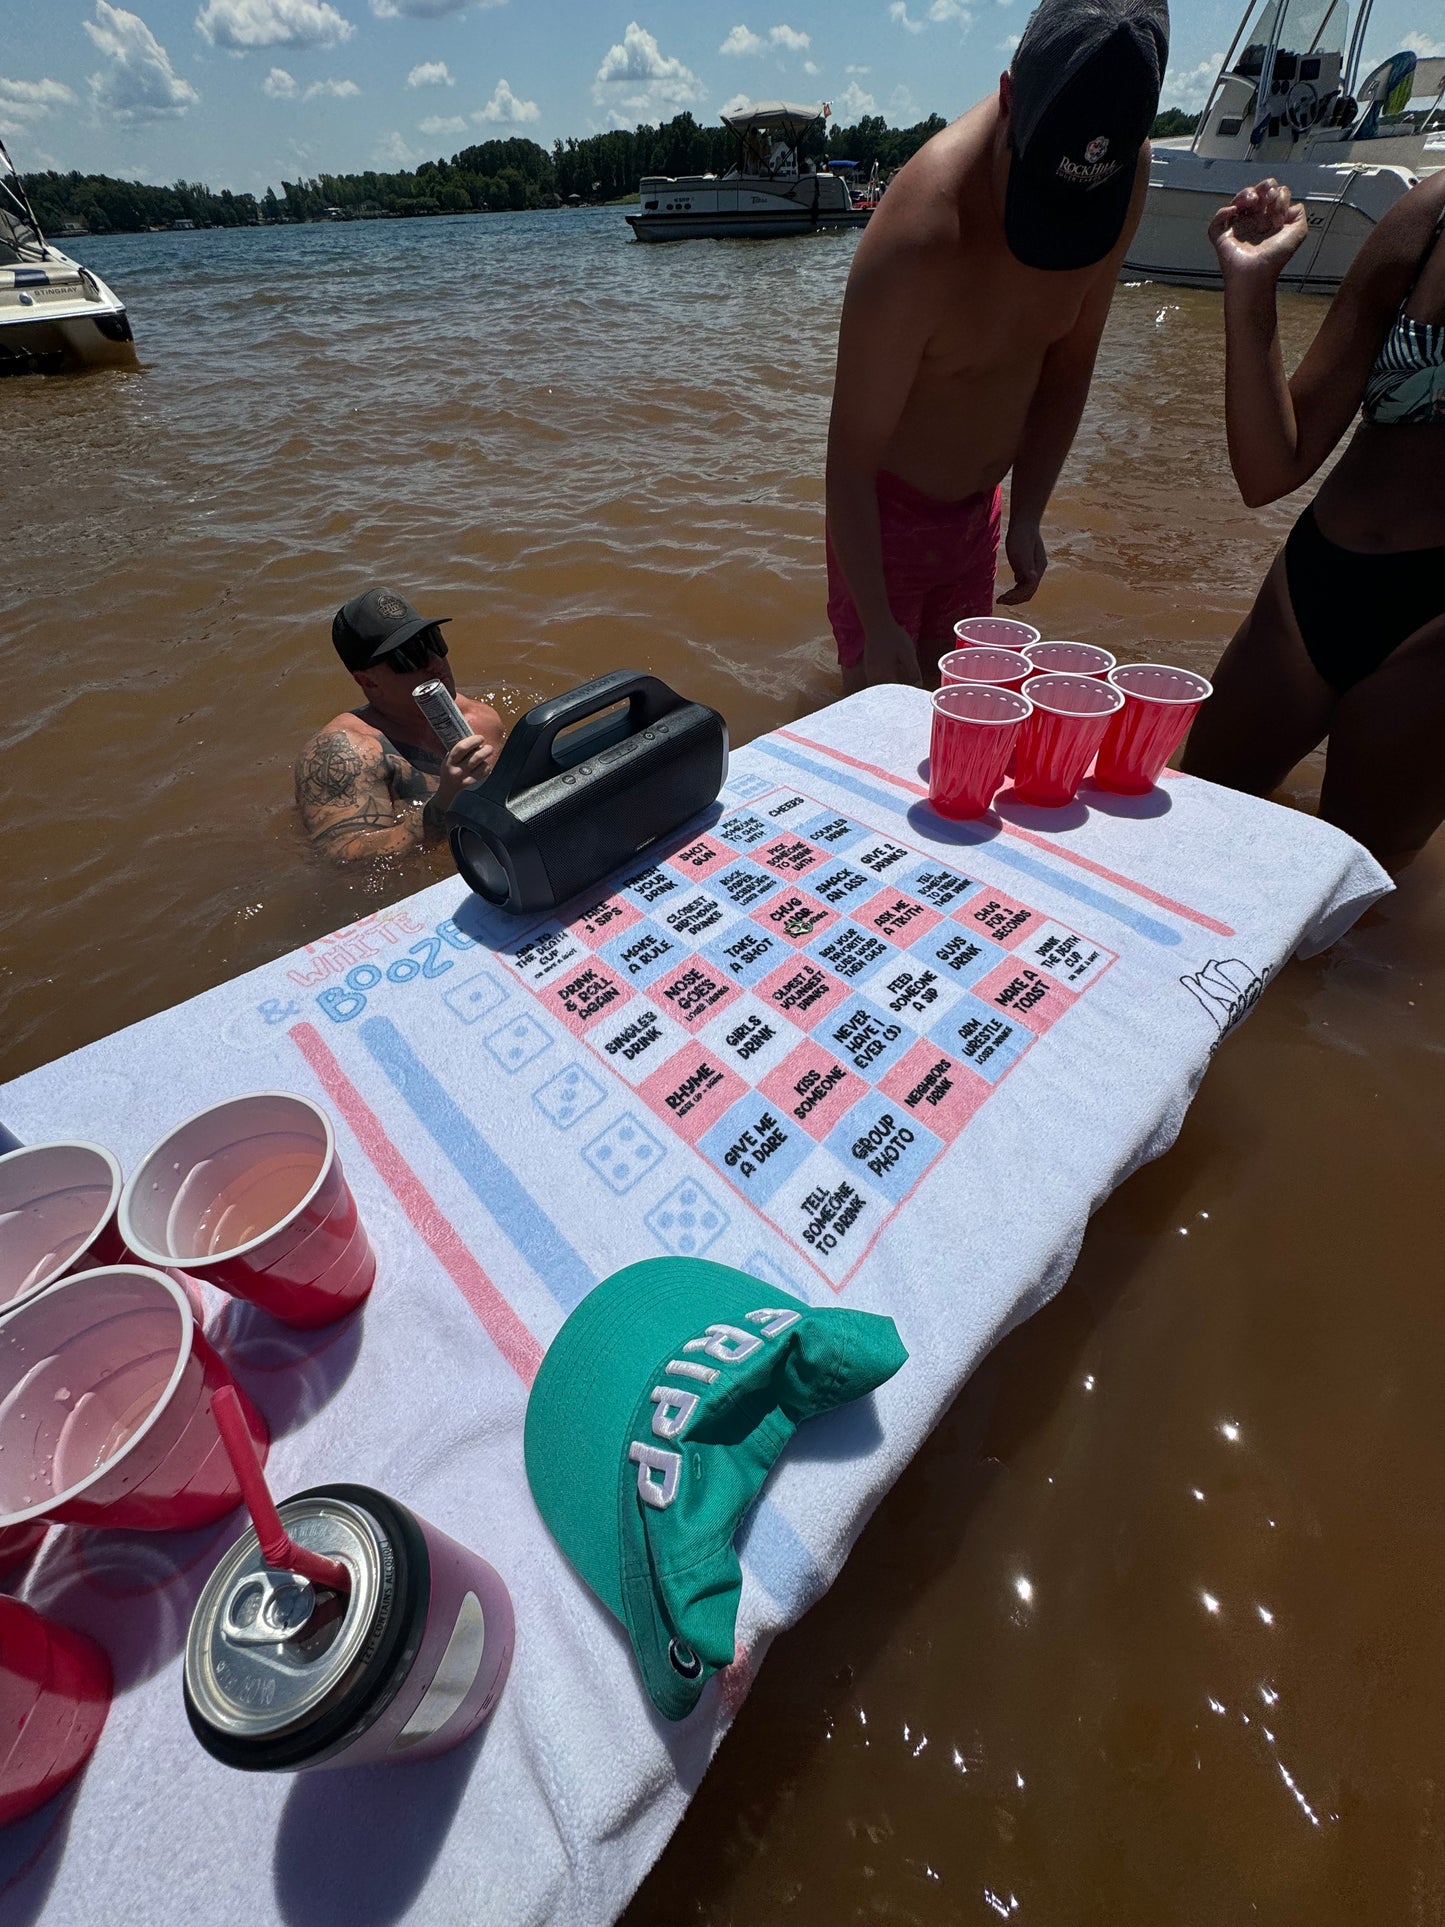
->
<box><xmin>19</xmin><ymin>108</ymin><xmax>1199</xmax><ymax>236</ymax></box>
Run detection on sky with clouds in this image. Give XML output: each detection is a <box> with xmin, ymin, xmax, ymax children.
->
<box><xmin>2</xmin><ymin>0</ymin><xmax>1436</xmax><ymax>195</ymax></box>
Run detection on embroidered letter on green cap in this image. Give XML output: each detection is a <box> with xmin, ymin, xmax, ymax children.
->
<box><xmin>524</xmin><ymin>1258</ymin><xmax>908</xmax><ymax>1720</ymax></box>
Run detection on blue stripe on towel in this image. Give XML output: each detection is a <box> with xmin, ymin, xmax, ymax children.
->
<box><xmin>359</xmin><ymin>1014</ymin><xmax>597</xmax><ymax>1312</ymax></box>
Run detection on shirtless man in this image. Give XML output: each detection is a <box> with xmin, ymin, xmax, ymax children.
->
<box><xmin>294</xmin><ymin>587</ymin><xmax>505</xmax><ymax>861</ymax></box>
<box><xmin>826</xmin><ymin>0</ymin><xmax>1168</xmax><ymax>690</ymax></box>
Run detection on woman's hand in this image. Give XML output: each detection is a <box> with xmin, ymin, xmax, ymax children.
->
<box><xmin>1209</xmin><ymin>179</ymin><xmax>1310</xmax><ymax>280</ymax></box>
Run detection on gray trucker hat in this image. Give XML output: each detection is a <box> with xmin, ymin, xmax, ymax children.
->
<box><xmin>1006</xmin><ymin>0</ymin><xmax>1169</xmax><ymax>271</ymax></box>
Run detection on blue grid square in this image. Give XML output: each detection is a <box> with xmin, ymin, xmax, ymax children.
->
<box><xmin>799</xmin><ymin>810</ymin><xmax>867</xmax><ymax>854</ymax></box>
<box><xmin>483</xmin><ymin>1013</ymin><xmax>552</xmax><ymax>1073</ymax></box>
<box><xmin>533</xmin><ymin>1061</ymin><xmax>608</xmax><ymax>1130</ymax></box>
<box><xmin>711</xmin><ymin>863</ymin><xmax>781</xmax><ymax>912</ymax></box>
<box><xmin>807</xmin><ymin>920</ymin><xmax>895</xmax><ymax>986</ymax></box>
<box><xmin>917</xmin><ymin>923</ymin><xmax>1007</xmax><ymax>991</ymax></box>
<box><xmin>646</xmin><ymin>1179</ymin><xmax>730</xmax><ymax>1258</ymax></box>
<box><xmin>824</xmin><ymin>1093</ymin><xmax>945</xmax><ymax>1207</ymax></box>
<box><xmin>898</xmin><ymin>860</ymin><xmax>980</xmax><ymax>913</ymax></box>
<box><xmin>583</xmin><ymin>1113</ymin><xmax>667</xmax><ymax>1194</ymax></box>
<box><xmin>443</xmin><ymin>969</ymin><xmax>508</xmax><ymax>1025</ymax></box>
<box><xmin>703</xmin><ymin>922</ymin><xmax>790</xmax><ymax>988</ymax></box>
<box><xmin>619</xmin><ymin>863</ymin><xmax>683</xmax><ymax>915</ymax></box>
<box><xmin>599</xmin><ymin>919</ymin><xmax>688</xmax><ymax>991</ymax></box>
<box><xmin>700</xmin><ymin>1095</ymin><xmax>812</xmax><ymax>1205</ymax></box>
<box><xmin>806</xmin><ymin>860</ymin><xmax>877</xmax><ymax>913</ymax></box>
<box><xmin>714</xmin><ymin>808</ymin><xmax>773</xmax><ymax>851</ymax></box>
<box><xmin>929</xmin><ymin>993</ymin><xmax>1030</xmax><ymax>1083</ymax></box>
<box><xmin>814</xmin><ymin>997</ymin><xmax>917</xmax><ymax>1083</ymax></box>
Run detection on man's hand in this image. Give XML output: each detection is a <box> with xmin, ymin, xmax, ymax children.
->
<box><xmin>433</xmin><ymin>732</ymin><xmax>497</xmax><ymax>813</ymax></box>
<box><xmin>998</xmin><ymin>519</ymin><xmax>1046</xmax><ymax>605</ymax></box>
<box><xmin>863</xmin><ymin>619</ymin><xmax>923</xmax><ymax>688</ymax></box>
<box><xmin>1209</xmin><ymin>179</ymin><xmax>1309</xmax><ymax>281</ymax></box>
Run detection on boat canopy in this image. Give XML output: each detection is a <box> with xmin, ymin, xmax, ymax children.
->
<box><xmin>719</xmin><ymin>102</ymin><xmax>826</xmax><ymax>143</ymax></box>
<box><xmin>0</xmin><ymin>135</ymin><xmax>51</xmax><ymax>266</ymax></box>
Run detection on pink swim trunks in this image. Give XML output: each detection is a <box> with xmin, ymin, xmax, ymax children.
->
<box><xmin>827</xmin><ymin>470</ymin><xmax>1002</xmax><ymax>671</ymax></box>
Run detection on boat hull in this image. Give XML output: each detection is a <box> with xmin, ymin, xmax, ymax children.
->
<box><xmin>0</xmin><ymin>262</ymin><xmax>137</xmax><ymax>376</ymax></box>
<box><xmin>1123</xmin><ymin>148</ymin><xmax>1417</xmax><ymax>293</ymax></box>
<box><xmin>626</xmin><ymin>206</ymin><xmax>870</xmax><ymax>241</ymax></box>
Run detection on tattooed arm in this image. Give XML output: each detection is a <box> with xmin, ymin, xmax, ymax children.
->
<box><xmin>294</xmin><ymin>728</ymin><xmax>418</xmax><ymax>862</ymax></box>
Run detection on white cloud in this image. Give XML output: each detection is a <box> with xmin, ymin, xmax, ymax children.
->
<box><xmin>375</xmin><ymin>129</ymin><xmax>414</xmax><ymax>164</ymax></box>
<box><xmin>407</xmin><ymin>59</ymin><xmax>453</xmax><ymax>87</ymax></box>
<box><xmin>719</xmin><ymin>91</ymin><xmax>752</xmax><ymax>115</ymax></box>
<box><xmin>833</xmin><ymin>79</ymin><xmax>877</xmax><ymax>116</ymax></box>
<box><xmin>1160</xmin><ymin>52</ymin><xmax>1222</xmax><ymax>113</ymax></box>
<box><xmin>890</xmin><ymin>83</ymin><xmax>918</xmax><ymax>117</ymax></box>
<box><xmin>719</xmin><ymin>24</ymin><xmax>762</xmax><ymax>55</ymax></box>
<box><xmin>196</xmin><ymin>0</ymin><xmax>353</xmax><ymax>48</ymax></box>
<box><xmin>804</xmin><ymin>58</ymin><xmax>818</xmax><ymax>73</ymax></box>
<box><xmin>419</xmin><ymin>112</ymin><xmax>466</xmax><ymax>134</ymax></box>
<box><xmin>769</xmin><ymin>23</ymin><xmax>810</xmax><ymax>50</ymax></box>
<box><xmin>262</xmin><ymin>63</ymin><xmax>297</xmax><ymax>94</ymax></box>
<box><xmin>845</xmin><ymin>63</ymin><xmax>870</xmax><ymax>74</ymax></box>
<box><xmin>371</xmin><ymin>0</ymin><xmax>504</xmax><ymax>17</ymax></box>
<box><xmin>998</xmin><ymin>30</ymin><xmax>1021</xmax><ymax>52</ymax></box>
<box><xmin>889</xmin><ymin>2</ymin><xmax>926</xmax><ymax>33</ymax></box>
<box><xmin>85</xmin><ymin>3</ymin><xmax>199</xmax><ymax>121</ymax></box>
<box><xmin>594</xmin><ymin>21</ymin><xmax>704</xmax><ymax>118</ymax></box>
<box><xmin>1402</xmin><ymin>31</ymin><xmax>1445</xmax><ymax>57</ymax></box>
<box><xmin>474</xmin><ymin>77</ymin><xmax>539</xmax><ymax>123</ymax></box>
<box><xmin>928</xmin><ymin>0</ymin><xmax>971</xmax><ymax>22</ymax></box>
<box><xmin>0</xmin><ymin>76</ymin><xmax>77</xmax><ymax>122</ymax></box>
<box><xmin>305</xmin><ymin>76</ymin><xmax>359</xmax><ymax>97</ymax></box>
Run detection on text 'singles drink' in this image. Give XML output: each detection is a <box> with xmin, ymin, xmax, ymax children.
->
<box><xmin>184</xmin><ymin>1484</ymin><xmax>513</xmax><ymax>1771</ymax></box>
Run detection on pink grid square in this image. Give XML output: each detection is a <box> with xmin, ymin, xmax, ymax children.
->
<box><xmin>566</xmin><ymin>895</ymin><xmax>642</xmax><ymax>948</ymax></box>
<box><xmin>879</xmin><ymin>1040</ymin><xmax>991</xmax><ymax>1142</ymax></box>
<box><xmin>666</xmin><ymin>833</ymin><xmax>731</xmax><ymax>880</ymax></box>
<box><xmin>538</xmin><ymin>959</ymin><xmax>631</xmax><ymax>1036</ymax></box>
<box><xmin>653</xmin><ymin>958</ymin><xmax>744</xmax><ymax>1030</ymax></box>
<box><xmin>957</xmin><ymin>891</ymin><xmax>1044</xmax><ymax>950</ymax></box>
<box><xmin>971</xmin><ymin>959</ymin><xmax>1078</xmax><ymax>1034</ymax></box>
<box><xmin>758</xmin><ymin>836</ymin><xmax>825</xmax><ymax>880</ymax></box>
<box><xmin>757</xmin><ymin>956</ymin><xmax>851</xmax><ymax>1028</ymax></box>
<box><xmin>639</xmin><ymin>1050</ymin><xmax>750</xmax><ymax>1144</ymax></box>
<box><xmin>761</xmin><ymin>1040</ymin><xmax>869</xmax><ymax>1142</ymax></box>
<box><xmin>856</xmin><ymin>890</ymin><xmax>941</xmax><ymax>947</ymax></box>
<box><xmin>751</xmin><ymin>888</ymin><xmax>839</xmax><ymax>949</ymax></box>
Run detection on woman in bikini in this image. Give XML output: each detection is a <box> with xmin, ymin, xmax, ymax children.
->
<box><xmin>1181</xmin><ymin>172</ymin><xmax>1445</xmax><ymax>867</ymax></box>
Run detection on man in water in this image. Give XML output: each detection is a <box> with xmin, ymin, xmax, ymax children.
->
<box><xmin>294</xmin><ymin>587</ymin><xmax>504</xmax><ymax>861</ymax></box>
<box><xmin>826</xmin><ymin>0</ymin><xmax>1168</xmax><ymax>689</ymax></box>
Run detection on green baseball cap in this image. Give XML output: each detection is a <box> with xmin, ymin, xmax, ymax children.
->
<box><xmin>524</xmin><ymin>1258</ymin><xmax>908</xmax><ymax>1720</ymax></box>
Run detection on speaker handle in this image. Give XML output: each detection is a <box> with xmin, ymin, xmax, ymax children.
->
<box><xmin>475</xmin><ymin>671</ymin><xmax>680</xmax><ymax>809</ymax></box>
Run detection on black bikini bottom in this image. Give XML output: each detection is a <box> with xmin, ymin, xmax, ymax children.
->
<box><xmin>1284</xmin><ymin>504</ymin><xmax>1445</xmax><ymax>693</ymax></box>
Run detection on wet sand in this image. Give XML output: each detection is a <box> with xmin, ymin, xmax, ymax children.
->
<box><xmin>2</xmin><ymin>209</ymin><xmax>1441</xmax><ymax>1922</ymax></box>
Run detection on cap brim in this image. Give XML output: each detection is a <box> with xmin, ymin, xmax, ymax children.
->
<box><xmin>359</xmin><ymin>614</ymin><xmax>451</xmax><ymax>667</ymax></box>
<box><xmin>1003</xmin><ymin>144</ymin><xmax>1136</xmax><ymax>272</ymax></box>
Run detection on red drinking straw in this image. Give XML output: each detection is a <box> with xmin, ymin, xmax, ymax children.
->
<box><xmin>212</xmin><ymin>1385</ymin><xmax>351</xmax><ymax>1594</ymax></box>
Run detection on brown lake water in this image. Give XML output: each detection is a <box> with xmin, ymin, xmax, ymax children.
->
<box><xmin>2</xmin><ymin>209</ymin><xmax>1442</xmax><ymax>1924</ymax></box>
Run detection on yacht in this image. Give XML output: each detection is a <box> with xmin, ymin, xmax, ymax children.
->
<box><xmin>626</xmin><ymin>103</ymin><xmax>872</xmax><ymax>242</ymax></box>
<box><xmin>1124</xmin><ymin>0</ymin><xmax>1444</xmax><ymax>294</ymax></box>
<box><xmin>1</xmin><ymin>137</ymin><xmax>137</xmax><ymax>375</ymax></box>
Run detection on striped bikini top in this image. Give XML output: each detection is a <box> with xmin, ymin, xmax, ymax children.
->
<box><xmin>1362</xmin><ymin>205</ymin><xmax>1445</xmax><ymax>427</ymax></box>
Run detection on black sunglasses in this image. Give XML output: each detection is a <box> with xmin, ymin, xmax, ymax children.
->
<box><xmin>379</xmin><ymin>627</ymin><xmax>448</xmax><ymax>675</ymax></box>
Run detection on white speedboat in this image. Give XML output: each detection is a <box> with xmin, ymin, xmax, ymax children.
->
<box><xmin>626</xmin><ymin>103</ymin><xmax>871</xmax><ymax>243</ymax></box>
<box><xmin>1</xmin><ymin>136</ymin><xmax>137</xmax><ymax>376</ymax></box>
<box><xmin>1124</xmin><ymin>0</ymin><xmax>1444</xmax><ymax>294</ymax></box>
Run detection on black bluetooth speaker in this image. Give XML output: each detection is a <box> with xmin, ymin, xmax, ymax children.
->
<box><xmin>447</xmin><ymin>670</ymin><xmax>728</xmax><ymax>915</ymax></box>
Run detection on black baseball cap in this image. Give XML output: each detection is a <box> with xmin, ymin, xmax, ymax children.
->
<box><xmin>331</xmin><ymin>587</ymin><xmax>451</xmax><ymax>672</ymax></box>
<box><xmin>1005</xmin><ymin>0</ymin><xmax>1169</xmax><ymax>271</ymax></box>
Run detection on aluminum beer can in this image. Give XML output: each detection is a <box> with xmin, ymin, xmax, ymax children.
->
<box><xmin>184</xmin><ymin>1483</ymin><xmax>513</xmax><ymax>1771</ymax></box>
<box><xmin>411</xmin><ymin>680</ymin><xmax>472</xmax><ymax>750</ymax></box>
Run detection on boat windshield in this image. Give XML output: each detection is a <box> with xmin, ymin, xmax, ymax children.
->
<box><xmin>0</xmin><ymin>137</ymin><xmax>50</xmax><ymax>265</ymax></box>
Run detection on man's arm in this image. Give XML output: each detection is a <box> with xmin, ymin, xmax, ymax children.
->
<box><xmin>294</xmin><ymin>729</ymin><xmax>417</xmax><ymax>863</ymax></box>
<box><xmin>1002</xmin><ymin>150</ymin><xmax>1151</xmax><ymax>604</ymax></box>
<box><xmin>826</xmin><ymin>222</ymin><xmax>949</xmax><ymax>685</ymax></box>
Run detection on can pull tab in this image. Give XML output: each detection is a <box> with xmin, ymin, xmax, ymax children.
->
<box><xmin>223</xmin><ymin>1568</ymin><xmax>319</xmax><ymax>1647</ymax></box>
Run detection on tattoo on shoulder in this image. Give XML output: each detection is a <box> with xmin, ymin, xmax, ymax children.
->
<box><xmin>297</xmin><ymin>731</ymin><xmax>369</xmax><ymax>807</ymax></box>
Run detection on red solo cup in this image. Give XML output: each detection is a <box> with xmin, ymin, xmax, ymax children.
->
<box><xmin>1021</xmin><ymin>640</ymin><xmax>1116</xmax><ymax>679</ymax></box>
<box><xmin>0</xmin><ymin>1266</ymin><xmax>269</xmax><ymax>1534</ymax></box>
<box><xmin>1014</xmin><ymin>673</ymin><xmax>1126</xmax><ymax>807</ymax></box>
<box><xmin>1095</xmin><ymin>663</ymin><xmax>1214</xmax><ymax>794</ymax></box>
<box><xmin>952</xmin><ymin>616</ymin><xmax>1041</xmax><ymax>652</ymax></box>
<box><xmin>0</xmin><ymin>1596</ymin><xmax>111</xmax><ymax>1826</ymax></box>
<box><xmin>929</xmin><ymin>685</ymin><xmax>1033</xmax><ymax>820</ymax></box>
<box><xmin>0</xmin><ymin>1143</ymin><xmax>128</xmax><ymax>1316</ymax></box>
<box><xmin>938</xmin><ymin>647</ymin><xmax>1034</xmax><ymax>691</ymax></box>
<box><xmin>119</xmin><ymin>1094</ymin><xmax>375</xmax><ymax>1330</ymax></box>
